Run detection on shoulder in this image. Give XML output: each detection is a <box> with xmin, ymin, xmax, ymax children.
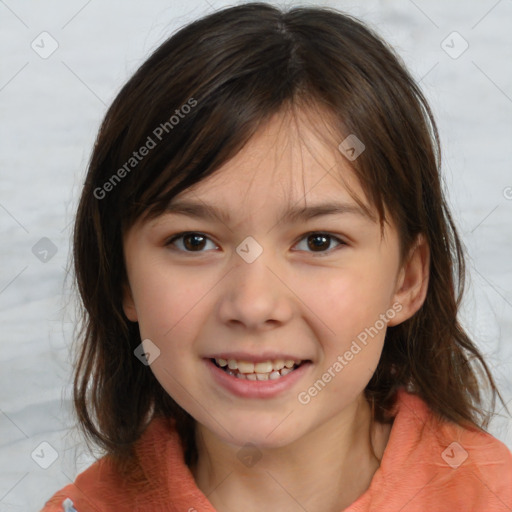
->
<box><xmin>39</xmin><ymin>455</ymin><xmax>144</xmax><ymax>512</ymax></box>
<box><xmin>360</xmin><ymin>389</ymin><xmax>512</xmax><ymax>511</ymax></box>
<box><xmin>396</xmin><ymin>389</ymin><xmax>512</xmax><ymax>471</ymax></box>
<box><xmin>39</xmin><ymin>416</ymin><xmax>180</xmax><ymax>512</ymax></box>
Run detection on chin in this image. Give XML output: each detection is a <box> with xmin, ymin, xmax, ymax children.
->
<box><xmin>210</xmin><ymin>414</ymin><xmax>306</xmax><ymax>449</ymax></box>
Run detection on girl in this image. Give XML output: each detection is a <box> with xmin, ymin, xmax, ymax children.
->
<box><xmin>41</xmin><ymin>2</ymin><xmax>512</xmax><ymax>511</ymax></box>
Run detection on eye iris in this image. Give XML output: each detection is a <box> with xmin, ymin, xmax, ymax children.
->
<box><xmin>184</xmin><ymin>234</ymin><xmax>206</xmax><ymax>251</ymax></box>
<box><xmin>308</xmin><ymin>234</ymin><xmax>329</xmax><ymax>251</ymax></box>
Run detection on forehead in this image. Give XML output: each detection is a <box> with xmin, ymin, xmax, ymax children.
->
<box><xmin>174</xmin><ymin>106</ymin><xmax>372</xmax><ymax>215</ymax></box>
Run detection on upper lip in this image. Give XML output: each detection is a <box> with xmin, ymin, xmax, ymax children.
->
<box><xmin>205</xmin><ymin>352</ymin><xmax>311</xmax><ymax>363</ymax></box>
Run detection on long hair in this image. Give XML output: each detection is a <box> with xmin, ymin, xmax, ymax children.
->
<box><xmin>71</xmin><ymin>2</ymin><xmax>505</xmax><ymax>469</ymax></box>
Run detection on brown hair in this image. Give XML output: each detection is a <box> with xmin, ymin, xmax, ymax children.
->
<box><xmin>71</xmin><ymin>2</ymin><xmax>506</xmax><ymax>469</ymax></box>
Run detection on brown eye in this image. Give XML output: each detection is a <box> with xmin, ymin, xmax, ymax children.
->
<box><xmin>166</xmin><ymin>232</ymin><xmax>216</xmax><ymax>252</ymax></box>
<box><xmin>307</xmin><ymin>234</ymin><xmax>330</xmax><ymax>251</ymax></box>
<box><xmin>294</xmin><ymin>232</ymin><xmax>345</xmax><ymax>255</ymax></box>
<box><xmin>183</xmin><ymin>233</ymin><xmax>206</xmax><ymax>250</ymax></box>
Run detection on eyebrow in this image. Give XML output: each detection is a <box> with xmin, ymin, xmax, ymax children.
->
<box><xmin>164</xmin><ymin>199</ymin><xmax>375</xmax><ymax>225</ymax></box>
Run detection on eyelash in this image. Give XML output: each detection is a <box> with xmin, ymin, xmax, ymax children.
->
<box><xmin>164</xmin><ymin>231</ymin><xmax>347</xmax><ymax>256</ymax></box>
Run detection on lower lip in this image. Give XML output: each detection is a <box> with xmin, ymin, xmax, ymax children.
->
<box><xmin>204</xmin><ymin>358</ymin><xmax>312</xmax><ymax>399</ymax></box>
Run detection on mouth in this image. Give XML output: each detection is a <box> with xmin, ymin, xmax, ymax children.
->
<box><xmin>210</xmin><ymin>357</ymin><xmax>309</xmax><ymax>381</ymax></box>
<box><xmin>205</xmin><ymin>356</ymin><xmax>313</xmax><ymax>399</ymax></box>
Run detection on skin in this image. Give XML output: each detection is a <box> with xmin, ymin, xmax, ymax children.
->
<box><xmin>122</xmin><ymin>107</ymin><xmax>430</xmax><ymax>512</ymax></box>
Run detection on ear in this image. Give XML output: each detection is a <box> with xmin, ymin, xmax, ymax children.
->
<box><xmin>387</xmin><ymin>234</ymin><xmax>430</xmax><ymax>327</ymax></box>
<box><xmin>122</xmin><ymin>282</ymin><xmax>139</xmax><ymax>322</ymax></box>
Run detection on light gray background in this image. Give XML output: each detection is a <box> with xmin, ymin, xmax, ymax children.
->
<box><xmin>1</xmin><ymin>0</ymin><xmax>511</xmax><ymax>509</ymax></box>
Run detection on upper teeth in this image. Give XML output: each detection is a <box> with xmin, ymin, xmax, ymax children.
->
<box><xmin>215</xmin><ymin>358</ymin><xmax>300</xmax><ymax>374</ymax></box>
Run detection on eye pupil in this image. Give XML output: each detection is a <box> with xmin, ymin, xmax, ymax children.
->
<box><xmin>184</xmin><ymin>234</ymin><xmax>206</xmax><ymax>251</ymax></box>
<box><xmin>308</xmin><ymin>234</ymin><xmax>329</xmax><ymax>251</ymax></box>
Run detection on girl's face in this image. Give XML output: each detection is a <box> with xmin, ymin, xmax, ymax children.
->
<box><xmin>122</xmin><ymin>108</ymin><xmax>424</xmax><ymax>449</ymax></box>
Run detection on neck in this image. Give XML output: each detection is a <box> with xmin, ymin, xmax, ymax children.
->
<box><xmin>190</xmin><ymin>395</ymin><xmax>392</xmax><ymax>512</ymax></box>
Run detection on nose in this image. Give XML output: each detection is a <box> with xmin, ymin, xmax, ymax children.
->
<box><xmin>216</xmin><ymin>253</ymin><xmax>294</xmax><ymax>331</ymax></box>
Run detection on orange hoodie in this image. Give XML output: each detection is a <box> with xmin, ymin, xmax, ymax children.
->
<box><xmin>40</xmin><ymin>389</ymin><xmax>512</xmax><ymax>511</ymax></box>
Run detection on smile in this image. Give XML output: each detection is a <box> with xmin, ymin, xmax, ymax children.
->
<box><xmin>205</xmin><ymin>357</ymin><xmax>312</xmax><ymax>399</ymax></box>
<box><xmin>212</xmin><ymin>357</ymin><xmax>303</xmax><ymax>380</ymax></box>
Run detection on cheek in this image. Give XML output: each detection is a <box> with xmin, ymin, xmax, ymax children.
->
<box><xmin>308</xmin><ymin>262</ymin><xmax>394</xmax><ymax>380</ymax></box>
<box><xmin>127</xmin><ymin>257</ymin><xmax>184</xmax><ymax>335</ymax></box>
<box><xmin>129</xmin><ymin>267</ymin><xmax>211</xmax><ymax>407</ymax></box>
<box><xmin>313</xmin><ymin>265</ymin><xmax>395</xmax><ymax>334</ymax></box>
<box><xmin>130</xmin><ymin>263</ymin><xmax>220</xmax><ymax>356</ymax></box>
